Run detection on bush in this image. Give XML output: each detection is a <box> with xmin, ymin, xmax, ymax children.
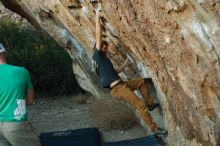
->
<box><xmin>89</xmin><ymin>98</ymin><xmax>137</xmax><ymax>130</ymax></box>
<box><xmin>0</xmin><ymin>18</ymin><xmax>83</xmax><ymax>95</ymax></box>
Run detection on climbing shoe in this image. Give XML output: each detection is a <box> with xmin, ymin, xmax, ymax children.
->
<box><xmin>148</xmin><ymin>103</ymin><xmax>160</xmax><ymax>111</ymax></box>
<box><xmin>154</xmin><ymin>128</ymin><xmax>168</xmax><ymax>136</ymax></box>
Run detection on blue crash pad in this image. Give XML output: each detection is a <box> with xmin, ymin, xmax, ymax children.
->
<box><xmin>40</xmin><ymin>128</ymin><xmax>101</xmax><ymax>146</ymax></box>
<box><xmin>103</xmin><ymin>135</ymin><xmax>161</xmax><ymax>146</ymax></box>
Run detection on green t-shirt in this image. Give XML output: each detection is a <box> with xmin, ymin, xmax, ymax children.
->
<box><xmin>0</xmin><ymin>64</ymin><xmax>33</xmax><ymax>121</ymax></box>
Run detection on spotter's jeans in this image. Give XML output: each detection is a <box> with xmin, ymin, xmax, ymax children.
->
<box><xmin>0</xmin><ymin>121</ymin><xmax>41</xmax><ymax>146</ymax></box>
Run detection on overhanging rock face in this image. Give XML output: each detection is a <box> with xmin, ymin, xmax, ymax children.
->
<box><xmin>1</xmin><ymin>0</ymin><xmax>220</xmax><ymax>145</ymax></box>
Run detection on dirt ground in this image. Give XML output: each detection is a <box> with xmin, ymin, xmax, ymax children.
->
<box><xmin>28</xmin><ymin>94</ymin><xmax>147</xmax><ymax>142</ymax></box>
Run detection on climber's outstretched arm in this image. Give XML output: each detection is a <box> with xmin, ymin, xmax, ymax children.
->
<box><xmin>95</xmin><ymin>11</ymin><xmax>102</xmax><ymax>50</ymax></box>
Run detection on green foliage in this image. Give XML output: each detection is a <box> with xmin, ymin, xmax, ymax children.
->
<box><xmin>0</xmin><ymin>18</ymin><xmax>83</xmax><ymax>95</ymax></box>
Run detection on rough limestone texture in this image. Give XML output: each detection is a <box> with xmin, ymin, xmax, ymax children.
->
<box><xmin>1</xmin><ymin>0</ymin><xmax>220</xmax><ymax>145</ymax></box>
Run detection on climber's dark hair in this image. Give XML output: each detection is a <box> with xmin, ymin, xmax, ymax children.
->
<box><xmin>93</xmin><ymin>41</ymin><xmax>108</xmax><ymax>50</ymax></box>
<box><xmin>101</xmin><ymin>41</ymin><xmax>108</xmax><ymax>48</ymax></box>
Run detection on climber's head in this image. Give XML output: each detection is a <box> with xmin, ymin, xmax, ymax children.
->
<box><xmin>100</xmin><ymin>41</ymin><xmax>108</xmax><ymax>55</ymax></box>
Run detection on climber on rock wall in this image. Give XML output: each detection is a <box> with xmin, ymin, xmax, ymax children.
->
<box><xmin>92</xmin><ymin>5</ymin><xmax>167</xmax><ymax>135</ymax></box>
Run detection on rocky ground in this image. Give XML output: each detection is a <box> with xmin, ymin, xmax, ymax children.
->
<box><xmin>28</xmin><ymin>94</ymin><xmax>148</xmax><ymax>142</ymax></box>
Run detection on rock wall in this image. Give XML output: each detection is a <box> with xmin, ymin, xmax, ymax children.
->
<box><xmin>1</xmin><ymin>0</ymin><xmax>220</xmax><ymax>145</ymax></box>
